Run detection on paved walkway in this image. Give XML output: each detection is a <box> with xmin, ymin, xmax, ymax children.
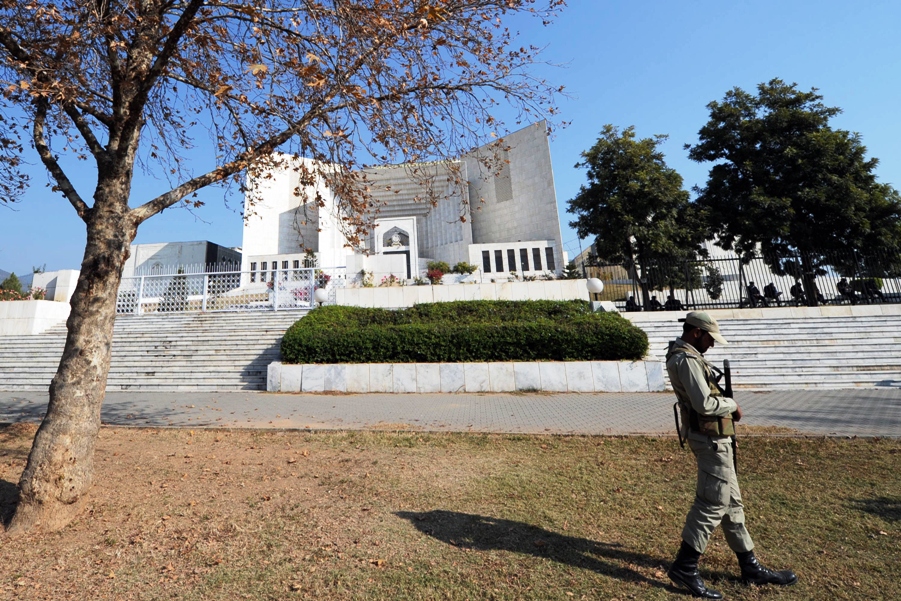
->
<box><xmin>1</xmin><ymin>388</ymin><xmax>899</xmax><ymax>437</ymax></box>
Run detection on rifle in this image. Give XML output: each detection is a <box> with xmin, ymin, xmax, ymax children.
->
<box><xmin>723</xmin><ymin>359</ymin><xmax>738</xmax><ymax>474</ymax></box>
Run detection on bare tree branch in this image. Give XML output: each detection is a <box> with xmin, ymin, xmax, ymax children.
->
<box><xmin>117</xmin><ymin>0</ymin><xmax>206</xmax><ymax>160</ymax></box>
<box><xmin>62</xmin><ymin>104</ymin><xmax>107</xmax><ymax>160</ymax></box>
<box><xmin>33</xmin><ymin>98</ymin><xmax>91</xmax><ymax>220</ymax></box>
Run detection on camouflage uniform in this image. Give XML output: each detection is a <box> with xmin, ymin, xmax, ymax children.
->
<box><xmin>667</xmin><ymin>339</ymin><xmax>753</xmax><ymax>554</ymax></box>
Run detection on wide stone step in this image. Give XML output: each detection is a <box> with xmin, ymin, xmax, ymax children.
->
<box><xmin>4</xmin><ymin>311</ymin><xmax>901</xmax><ymax>392</ymax></box>
<box><xmin>0</xmin><ymin>348</ymin><xmax>282</xmax><ymax>359</ymax></box>
<box><xmin>647</xmin><ymin>355</ymin><xmax>901</xmax><ymax>367</ymax></box>
<box><xmin>4</xmin><ymin>333</ymin><xmax>288</xmax><ymax>343</ymax></box>
<box><xmin>2</xmin><ymin>383</ymin><xmax>263</xmax><ymax>392</ymax></box>
<box><xmin>0</xmin><ymin>307</ymin><xmax>308</xmax><ymax>391</ymax></box>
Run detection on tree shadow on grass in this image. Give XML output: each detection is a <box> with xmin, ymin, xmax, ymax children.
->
<box><xmin>396</xmin><ymin>509</ymin><xmax>686</xmax><ymax>592</ymax></box>
<box><xmin>848</xmin><ymin>496</ymin><xmax>901</xmax><ymax>522</ymax></box>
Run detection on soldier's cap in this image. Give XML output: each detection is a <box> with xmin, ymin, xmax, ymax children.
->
<box><xmin>680</xmin><ymin>311</ymin><xmax>729</xmax><ymax>345</ymax></box>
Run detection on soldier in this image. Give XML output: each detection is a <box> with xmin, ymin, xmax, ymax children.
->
<box><xmin>666</xmin><ymin>311</ymin><xmax>797</xmax><ymax>599</ymax></box>
<box><xmin>625</xmin><ymin>295</ymin><xmax>642</xmax><ymax>312</ymax></box>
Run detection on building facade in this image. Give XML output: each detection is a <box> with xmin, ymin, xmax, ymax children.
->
<box><xmin>240</xmin><ymin>122</ymin><xmax>566</xmax><ymax>286</ymax></box>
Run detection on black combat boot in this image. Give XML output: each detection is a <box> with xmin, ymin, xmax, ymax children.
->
<box><xmin>736</xmin><ymin>551</ymin><xmax>798</xmax><ymax>586</ymax></box>
<box><xmin>668</xmin><ymin>541</ymin><xmax>724</xmax><ymax>599</ymax></box>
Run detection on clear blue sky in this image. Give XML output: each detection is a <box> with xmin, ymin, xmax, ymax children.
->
<box><xmin>2</xmin><ymin>0</ymin><xmax>900</xmax><ymax>276</ymax></box>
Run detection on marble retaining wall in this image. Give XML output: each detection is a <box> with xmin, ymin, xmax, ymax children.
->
<box><xmin>267</xmin><ymin>360</ymin><xmax>665</xmax><ymax>393</ymax></box>
<box><xmin>334</xmin><ymin>279</ymin><xmax>590</xmax><ymax>309</ymax></box>
<box><xmin>0</xmin><ymin>300</ymin><xmax>70</xmax><ymax>335</ymax></box>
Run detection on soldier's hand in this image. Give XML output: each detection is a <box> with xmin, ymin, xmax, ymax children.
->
<box><xmin>732</xmin><ymin>404</ymin><xmax>743</xmax><ymax>422</ymax></box>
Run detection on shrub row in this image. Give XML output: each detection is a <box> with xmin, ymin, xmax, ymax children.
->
<box><xmin>296</xmin><ymin>300</ymin><xmax>597</xmax><ymax>328</ymax></box>
<box><xmin>281</xmin><ymin>301</ymin><xmax>649</xmax><ymax>364</ymax></box>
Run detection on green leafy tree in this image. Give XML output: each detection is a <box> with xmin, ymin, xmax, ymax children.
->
<box><xmin>567</xmin><ymin>125</ymin><xmax>706</xmax><ymax>305</ymax></box>
<box><xmin>562</xmin><ymin>261</ymin><xmax>581</xmax><ymax>279</ymax></box>
<box><xmin>0</xmin><ymin>0</ymin><xmax>564</xmax><ymax>533</ymax></box>
<box><xmin>703</xmin><ymin>262</ymin><xmax>725</xmax><ymax>301</ymax></box>
<box><xmin>688</xmin><ymin>79</ymin><xmax>901</xmax><ymax>305</ymax></box>
<box><xmin>0</xmin><ymin>272</ymin><xmax>23</xmax><ymax>294</ymax></box>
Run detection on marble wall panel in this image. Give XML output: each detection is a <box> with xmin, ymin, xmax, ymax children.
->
<box><xmin>514</xmin><ymin>362</ymin><xmax>541</xmax><ymax>391</ymax></box>
<box><xmin>267</xmin><ymin>362</ymin><xmax>282</xmax><ymax>392</ymax></box>
<box><xmin>387</xmin><ymin>287</ymin><xmax>404</xmax><ymax>308</ymax></box>
<box><xmin>416</xmin><ymin>363</ymin><xmax>441</xmax><ymax>393</ymax></box>
<box><xmin>281</xmin><ymin>365</ymin><xmax>304</xmax><ymax>392</ymax></box>
<box><xmin>592</xmin><ymin>361</ymin><xmax>621</xmax><ymax>392</ymax></box>
<box><xmin>440</xmin><ymin>363</ymin><xmax>465</xmax><ymax>392</ymax></box>
<box><xmin>324</xmin><ymin>364</ymin><xmax>347</xmax><ymax>392</ymax></box>
<box><xmin>402</xmin><ymin>286</ymin><xmax>419</xmax><ymax>307</ymax></box>
<box><xmin>464</xmin><ymin>363</ymin><xmax>490</xmax><ymax>392</ymax></box>
<box><xmin>646</xmin><ymin>361</ymin><xmax>665</xmax><ymax>391</ymax></box>
<box><xmin>619</xmin><ymin>361</ymin><xmax>650</xmax><ymax>392</ymax></box>
<box><xmin>539</xmin><ymin>362</ymin><xmax>568</xmax><ymax>392</ymax></box>
<box><xmin>488</xmin><ymin>363</ymin><xmax>515</xmax><ymax>392</ymax></box>
<box><xmin>564</xmin><ymin>362</ymin><xmax>594</xmax><ymax>392</ymax></box>
<box><xmin>369</xmin><ymin>364</ymin><xmax>394</xmax><ymax>392</ymax></box>
<box><xmin>393</xmin><ymin>364</ymin><xmax>418</xmax><ymax>393</ymax></box>
<box><xmin>301</xmin><ymin>364</ymin><xmax>325</xmax><ymax>392</ymax></box>
<box><xmin>346</xmin><ymin>364</ymin><xmax>370</xmax><ymax>393</ymax></box>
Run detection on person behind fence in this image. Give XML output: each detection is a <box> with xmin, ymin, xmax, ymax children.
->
<box><xmin>625</xmin><ymin>295</ymin><xmax>642</xmax><ymax>312</ymax></box>
<box><xmin>648</xmin><ymin>295</ymin><xmax>664</xmax><ymax>311</ymax></box>
<box><xmin>666</xmin><ymin>311</ymin><xmax>797</xmax><ymax>598</ymax></box>
<box><xmin>665</xmin><ymin>294</ymin><xmax>684</xmax><ymax>311</ymax></box>
<box><xmin>763</xmin><ymin>282</ymin><xmax>782</xmax><ymax>304</ymax></box>
<box><xmin>837</xmin><ymin>277</ymin><xmax>857</xmax><ymax>305</ymax></box>
<box><xmin>813</xmin><ymin>282</ymin><xmax>826</xmax><ymax>305</ymax></box>
<box><xmin>863</xmin><ymin>279</ymin><xmax>885</xmax><ymax>302</ymax></box>
<box><xmin>746</xmin><ymin>282</ymin><xmax>766</xmax><ymax>307</ymax></box>
<box><xmin>789</xmin><ymin>279</ymin><xmax>805</xmax><ymax>305</ymax></box>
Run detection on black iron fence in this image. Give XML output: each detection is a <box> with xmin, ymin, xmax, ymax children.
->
<box><xmin>585</xmin><ymin>251</ymin><xmax>901</xmax><ymax>311</ymax></box>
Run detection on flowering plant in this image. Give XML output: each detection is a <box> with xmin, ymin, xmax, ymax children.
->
<box><xmin>426</xmin><ymin>268</ymin><xmax>444</xmax><ymax>285</ymax></box>
<box><xmin>0</xmin><ymin>287</ymin><xmax>46</xmax><ymax>301</ymax></box>
<box><xmin>380</xmin><ymin>274</ymin><xmax>402</xmax><ymax>287</ymax></box>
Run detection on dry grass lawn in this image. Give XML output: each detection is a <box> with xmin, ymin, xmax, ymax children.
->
<box><xmin>1</xmin><ymin>424</ymin><xmax>898</xmax><ymax>600</ymax></box>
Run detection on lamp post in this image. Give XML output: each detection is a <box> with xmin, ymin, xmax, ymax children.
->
<box><xmin>586</xmin><ymin>277</ymin><xmax>613</xmax><ymax>312</ymax></box>
<box><xmin>586</xmin><ymin>277</ymin><xmax>604</xmax><ymax>300</ymax></box>
<box><xmin>313</xmin><ymin>287</ymin><xmax>329</xmax><ymax>307</ymax></box>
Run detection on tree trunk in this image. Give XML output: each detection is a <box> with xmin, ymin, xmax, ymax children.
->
<box><xmin>800</xmin><ymin>252</ymin><xmax>820</xmax><ymax>307</ymax></box>
<box><xmin>7</xmin><ymin>202</ymin><xmax>136</xmax><ymax>534</ymax></box>
<box><xmin>634</xmin><ymin>247</ymin><xmax>651</xmax><ymax>309</ymax></box>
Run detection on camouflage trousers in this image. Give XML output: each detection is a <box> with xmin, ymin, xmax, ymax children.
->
<box><xmin>681</xmin><ymin>436</ymin><xmax>755</xmax><ymax>554</ymax></box>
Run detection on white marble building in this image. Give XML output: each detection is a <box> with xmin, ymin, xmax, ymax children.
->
<box><xmin>240</xmin><ymin>122</ymin><xmax>566</xmax><ymax>285</ymax></box>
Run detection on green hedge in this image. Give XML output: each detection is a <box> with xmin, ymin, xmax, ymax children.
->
<box><xmin>281</xmin><ymin>300</ymin><xmax>649</xmax><ymax>364</ymax></box>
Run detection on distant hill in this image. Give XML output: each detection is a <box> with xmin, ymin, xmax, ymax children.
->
<box><xmin>0</xmin><ymin>269</ymin><xmax>34</xmax><ymax>288</ymax></box>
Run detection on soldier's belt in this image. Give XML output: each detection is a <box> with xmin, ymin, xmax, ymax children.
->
<box><xmin>689</xmin><ymin>411</ymin><xmax>735</xmax><ymax>437</ymax></box>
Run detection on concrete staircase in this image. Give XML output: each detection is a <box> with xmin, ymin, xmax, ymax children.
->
<box><xmin>628</xmin><ymin>311</ymin><xmax>901</xmax><ymax>390</ymax></box>
<box><xmin>0</xmin><ymin>310</ymin><xmax>309</xmax><ymax>392</ymax></box>
<box><xmin>3</xmin><ymin>307</ymin><xmax>900</xmax><ymax>392</ymax></box>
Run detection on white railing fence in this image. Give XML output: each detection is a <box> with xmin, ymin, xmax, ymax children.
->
<box><xmin>116</xmin><ymin>267</ymin><xmax>347</xmax><ymax>315</ymax></box>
